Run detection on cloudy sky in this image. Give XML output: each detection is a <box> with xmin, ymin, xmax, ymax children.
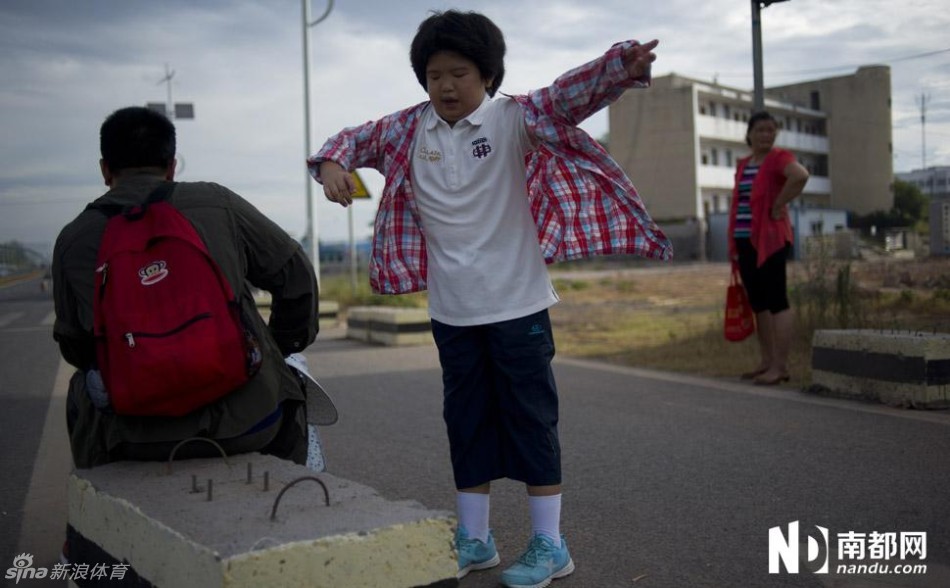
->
<box><xmin>1</xmin><ymin>0</ymin><xmax>948</xmax><ymax>257</ymax></box>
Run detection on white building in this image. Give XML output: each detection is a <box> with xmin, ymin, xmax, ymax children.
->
<box><xmin>896</xmin><ymin>166</ymin><xmax>950</xmax><ymax>199</ymax></box>
<box><xmin>608</xmin><ymin>67</ymin><xmax>893</xmax><ymax>260</ymax></box>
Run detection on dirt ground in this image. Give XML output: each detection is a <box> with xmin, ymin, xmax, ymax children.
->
<box><xmin>546</xmin><ymin>256</ymin><xmax>950</xmax><ymax>384</ymax></box>
<box><xmin>551</xmin><ymin>256</ymin><xmax>950</xmax><ymax>311</ymax></box>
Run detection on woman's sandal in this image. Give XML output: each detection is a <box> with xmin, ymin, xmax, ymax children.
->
<box><xmin>740</xmin><ymin>367</ymin><xmax>769</xmax><ymax>380</ymax></box>
<box><xmin>753</xmin><ymin>373</ymin><xmax>791</xmax><ymax>386</ymax></box>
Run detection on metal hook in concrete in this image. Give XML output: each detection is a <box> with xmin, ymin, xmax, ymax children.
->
<box><xmin>269</xmin><ymin>476</ymin><xmax>330</xmax><ymax>521</ymax></box>
<box><xmin>166</xmin><ymin>437</ymin><xmax>230</xmax><ymax>474</ymax></box>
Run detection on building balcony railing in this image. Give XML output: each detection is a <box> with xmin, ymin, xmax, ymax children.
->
<box><xmin>697</xmin><ymin>164</ymin><xmax>831</xmax><ymax>195</ymax></box>
<box><xmin>696</xmin><ymin>114</ymin><xmax>829</xmax><ymax>154</ymax></box>
<box><xmin>803</xmin><ymin>175</ymin><xmax>831</xmax><ymax>194</ymax></box>
<box><xmin>697</xmin><ymin>165</ymin><xmax>737</xmax><ymax>190</ymax></box>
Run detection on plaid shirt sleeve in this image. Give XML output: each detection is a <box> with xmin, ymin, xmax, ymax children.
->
<box><xmin>307</xmin><ymin>119</ymin><xmax>385</xmax><ymax>182</ymax></box>
<box><xmin>516</xmin><ymin>41</ymin><xmax>673</xmax><ymax>263</ymax></box>
<box><xmin>307</xmin><ymin>104</ymin><xmax>430</xmax><ymax>295</ymax></box>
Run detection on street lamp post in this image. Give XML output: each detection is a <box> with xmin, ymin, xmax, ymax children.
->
<box><xmin>302</xmin><ymin>0</ymin><xmax>334</xmax><ymax>284</ymax></box>
<box><xmin>751</xmin><ymin>0</ymin><xmax>790</xmax><ymax>112</ymax></box>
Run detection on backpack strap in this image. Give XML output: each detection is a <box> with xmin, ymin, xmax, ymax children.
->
<box><xmin>85</xmin><ymin>181</ymin><xmax>177</xmax><ymax>219</ymax></box>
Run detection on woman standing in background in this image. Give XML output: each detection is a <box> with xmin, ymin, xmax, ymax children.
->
<box><xmin>728</xmin><ymin>111</ymin><xmax>809</xmax><ymax>385</ymax></box>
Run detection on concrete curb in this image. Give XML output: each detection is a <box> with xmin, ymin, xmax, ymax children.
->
<box><xmin>811</xmin><ymin>329</ymin><xmax>950</xmax><ymax>408</ymax></box>
<box><xmin>253</xmin><ymin>293</ymin><xmax>339</xmax><ymax>323</ymax></box>
<box><xmin>346</xmin><ymin>307</ymin><xmax>432</xmax><ymax>346</ymax></box>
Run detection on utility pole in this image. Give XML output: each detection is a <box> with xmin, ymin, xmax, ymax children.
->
<box><xmin>148</xmin><ymin>64</ymin><xmax>195</xmax><ymax>121</ymax></box>
<box><xmin>751</xmin><ymin>1</ymin><xmax>790</xmax><ymax>112</ymax></box>
<box><xmin>301</xmin><ymin>0</ymin><xmax>334</xmax><ymax>285</ymax></box>
<box><xmin>917</xmin><ymin>93</ymin><xmax>930</xmax><ymax>170</ymax></box>
<box><xmin>159</xmin><ymin>64</ymin><xmax>174</xmax><ymax>117</ymax></box>
<box><xmin>146</xmin><ymin>64</ymin><xmax>194</xmax><ymax>176</ymax></box>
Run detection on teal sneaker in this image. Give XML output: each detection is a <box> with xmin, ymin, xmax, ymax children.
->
<box><xmin>501</xmin><ymin>533</ymin><xmax>574</xmax><ymax>588</ymax></box>
<box><xmin>455</xmin><ymin>526</ymin><xmax>501</xmax><ymax>579</ymax></box>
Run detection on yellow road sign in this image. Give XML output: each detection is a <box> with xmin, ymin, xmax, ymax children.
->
<box><xmin>350</xmin><ymin>171</ymin><xmax>371</xmax><ymax>199</ymax></box>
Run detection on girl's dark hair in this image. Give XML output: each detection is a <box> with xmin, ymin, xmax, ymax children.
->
<box><xmin>410</xmin><ymin>10</ymin><xmax>506</xmax><ymax>97</ymax></box>
<box><xmin>100</xmin><ymin>106</ymin><xmax>176</xmax><ymax>172</ymax></box>
<box><xmin>745</xmin><ymin>110</ymin><xmax>777</xmax><ymax>146</ymax></box>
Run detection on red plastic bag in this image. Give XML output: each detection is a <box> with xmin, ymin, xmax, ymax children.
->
<box><xmin>724</xmin><ymin>265</ymin><xmax>755</xmax><ymax>342</ymax></box>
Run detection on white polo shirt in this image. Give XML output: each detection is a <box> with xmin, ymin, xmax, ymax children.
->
<box><xmin>410</xmin><ymin>94</ymin><xmax>559</xmax><ymax>326</ymax></box>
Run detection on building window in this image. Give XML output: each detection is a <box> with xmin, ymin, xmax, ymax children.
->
<box><xmin>699</xmin><ymin>104</ymin><xmax>706</xmax><ymax>115</ymax></box>
<box><xmin>810</xmin><ymin>91</ymin><xmax>820</xmax><ymax>110</ymax></box>
<box><xmin>723</xmin><ymin>104</ymin><xmax>731</xmax><ymax>119</ymax></box>
<box><xmin>811</xmin><ymin>221</ymin><xmax>824</xmax><ymax>235</ymax></box>
<box><xmin>701</xmin><ymin>153</ymin><xmax>709</xmax><ymax>165</ymax></box>
<box><xmin>725</xmin><ymin>150</ymin><xmax>733</xmax><ymax>167</ymax></box>
<box><xmin>709</xmin><ymin>102</ymin><xmax>716</xmax><ymax>116</ymax></box>
<box><xmin>711</xmin><ymin>148</ymin><xmax>719</xmax><ymax>166</ymax></box>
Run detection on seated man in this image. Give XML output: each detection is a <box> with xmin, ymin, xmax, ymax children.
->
<box><xmin>53</xmin><ymin>106</ymin><xmax>318</xmax><ymax>468</ymax></box>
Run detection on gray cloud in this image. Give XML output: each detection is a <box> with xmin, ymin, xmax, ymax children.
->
<box><xmin>1</xmin><ymin>0</ymin><xmax>948</xmax><ymax>254</ymax></box>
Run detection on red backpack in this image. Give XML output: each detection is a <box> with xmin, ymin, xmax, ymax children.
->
<box><xmin>91</xmin><ymin>182</ymin><xmax>261</xmax><ymax>416</ymax></box>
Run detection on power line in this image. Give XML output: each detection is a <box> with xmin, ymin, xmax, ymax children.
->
<box><xmin>0</xmin><ymin>198</ymin><xmax>89</xmax><ymax>206</ymax></box>
<box><xmin>693</xmin><ymin>46</ymin><xmax>950</xmax><ymax>80</ymax></box>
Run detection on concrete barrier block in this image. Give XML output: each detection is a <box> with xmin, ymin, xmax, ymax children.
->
<box><xmin>811</xmin><ymin>329</ymin><xmax>950</xmax><ymax>408</ymax></box>
<box><xmin>254</xmin><ymin>294</ymin><xmax>339</xmax><ymax>323</ymax></box>
<box><xmin>319</xmin><ymin>300</ymin><xmax>340</xmax><ymax>322</ymax></box>
<box><xmin>347</xmin><ymin>306</ymin><xmax>431</xmax><ymax>346</ymax></box>
<box><xmin>67</xmin><ymin>453</ymin><xmax>457</xmax><ymax>587</ymax></box>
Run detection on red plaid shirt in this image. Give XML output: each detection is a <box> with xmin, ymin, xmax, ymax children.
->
<box><xmin>309</xmin><ymin>41</ymin><xmax>672</xmax><ymax>295</ymax></box>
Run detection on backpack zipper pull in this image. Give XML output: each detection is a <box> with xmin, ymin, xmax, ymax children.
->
<box><xmin>96</xmin><ymin>262</ymin><xmax>109</xmax><ymax>286</ymax></box>
<box><xmin>125</xmin><ymin>333</ymin><xmax>136</xmax><ymax>348</ymax></box>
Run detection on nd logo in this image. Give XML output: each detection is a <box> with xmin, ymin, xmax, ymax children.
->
<box><xmin>769</xmin><ymin>521</ymin><xmax>830</xmax><ymax>574</ymax></box>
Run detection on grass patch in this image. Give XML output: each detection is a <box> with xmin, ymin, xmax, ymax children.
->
<box><xmin>321</xmin><ymin>257</ymin><xmax>949</xmax><ymax>386</ymax></box>
<box><xmin>319</xmin><ymin>272</ymin><xmax>428</xmax><ymax>312</ymax></box>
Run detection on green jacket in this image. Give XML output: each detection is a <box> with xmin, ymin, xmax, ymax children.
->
<box><xmin>53</xmin><ymin>174</ymin><xmax>318</xmax><ymax>467</ymax></box>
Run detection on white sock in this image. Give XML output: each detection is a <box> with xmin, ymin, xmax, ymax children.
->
<box><xmin>457</xmin><ymin>491</ymin><xmax>490</xmax><ymax>543</ymax></box>
<box><xmin>529</xmin><ymin>494</ymin><xmax>562</xmax><ymax>547</ymax></box>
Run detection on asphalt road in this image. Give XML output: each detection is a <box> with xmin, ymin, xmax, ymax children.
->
<box><xmin>3</xmin><ymin>273</ymin><xmax>949</xmax><ymax>587</ymax></box>
<box><xmin>0</xmin><ymin>275</ymin><xmax>66</xmax><ymax>586</ymax></box>
<box><xmin>313</xmin><ymin>329</ymin><xmax>950</xmax><ymax>588</ymax></box>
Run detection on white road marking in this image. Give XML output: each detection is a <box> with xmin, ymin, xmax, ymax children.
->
<box><xmin>16</xmin><ymin>358</ymin><xmax>74</xmax><ymax>567</ymax></box>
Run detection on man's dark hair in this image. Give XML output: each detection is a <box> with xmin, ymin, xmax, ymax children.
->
<box><xmin>410</xmin><ymin>10</ymin><xmax>506</xmax><ymax>97</ymax></box>
<box><xmin>100</xmin><ymin>106</ymin><xmax>176</xmax><ymax>173</ymax></box>
<box><xmin>745</xmin><ymin>110</ymin><xmax>777</xmax><ymax>146</ymax></box>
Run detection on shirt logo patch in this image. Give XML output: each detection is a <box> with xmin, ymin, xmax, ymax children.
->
<box><xmin>138</xmin><ymin>261</ymin><xmax>169</xmax><ymax>286</ymax></box>
<box><xmin>471</xmin><ymin>137</ymin><xmax>492</xmax><ymax>159</ymax></box>
<box><xmin>417</xmin><ymin>146</ymin><xmax>442</xmax><ymax>162</ymax></box>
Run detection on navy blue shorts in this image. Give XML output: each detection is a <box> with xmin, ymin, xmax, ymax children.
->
<box><xmin>735</xmin><ymin>238</ymin><xmax>791</xmax><ymax>314</ymax></box>
<box><xmin>431</xmin><ymin>309</ymin><xmax>561</xmax><ymax>489</ymax></box>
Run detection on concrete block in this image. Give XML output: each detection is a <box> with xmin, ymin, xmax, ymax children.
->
<box><xmin>319</xmin><ymin>300</ymin><xmax>340</xmax><ymax>322</ymax></box>
<box><xmin>254</xmin><ymin>293</ymin><xmax>339</xmax><ymax>323</ymax></box>
<box><xmin>67</xmin><ymin>453</ymin><xmax>457</xmax><ymax>587</ymax></box>
<box><xmin>811</xmin><ymin>329</ymin><xmax>950</xmax><ymax>408</ymax></box>
<box><xmin>347</xmin><ymin>307</ymin><xmax>432</xmax><ymax>346</ymax></box>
